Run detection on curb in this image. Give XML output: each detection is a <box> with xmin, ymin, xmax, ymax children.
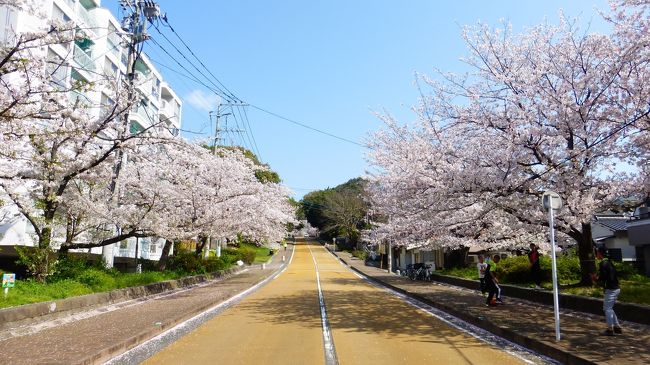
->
<box><xmin>327</xmin><ymin>248</ymin><xmax>595</xmax><ymax>365</ymax></box>
<box><xmin>0</xmin><ymin>267</ymin><xmax>243</xmax><ymax>328</ymax></box>
<box><xmin>427</xmin><ymin>273</ymin><xmax>650</xmax><ymax>326</ymax></box>
<box><xmin>78</xmin><ymin>254</ymin><xmax>291</xmax><ymax>365</ymax></box>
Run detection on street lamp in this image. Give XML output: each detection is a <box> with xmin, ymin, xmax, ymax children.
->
<box><xmin>542</xmin><ymin>190</ymin><xmax>562</xmax><ymax>341</ymax></box>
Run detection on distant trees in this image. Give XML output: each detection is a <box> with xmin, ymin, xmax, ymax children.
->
<box><xmin>367</xmin><ymin>0</ymin><xmax>649</xmax><ymax>284</ymax></box>
<box><xmin>301</xmin><ymin>178</ymin><xmax>369</xmax><ymax>245</ymax></box>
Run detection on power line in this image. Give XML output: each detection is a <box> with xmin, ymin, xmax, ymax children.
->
<box><xmin>249</xmin><ymin>104</ymin><xmax>366</xmax><ymax>147</ymax></box>
<box><xmin>159</xmin><ymin>16</ymin><xmax>240</xmax><ymax>102</ymax></box>
<box><xmin>238</xmin><ymin>104</ymin><xmax>263</xmax><ymax>161</ymax></box>
<box><xmin>148</xmin><ymin>17</ymin><xmax>367</xmax><ymax>150</ymax></box>
<box><xmin>149</xmin><ymin>21</ymin><xmax>235</xmax><ymax>102</ymax></box>
<box><xmin>148</xmin><ymin>36</ymin><xmax>230</xmax><ymax>100</ymax></box>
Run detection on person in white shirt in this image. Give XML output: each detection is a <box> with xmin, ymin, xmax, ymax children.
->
<box><xmin>477</xmin><ymin>254</ymin><xmax>488</xmax><ymax>296</ymax></box>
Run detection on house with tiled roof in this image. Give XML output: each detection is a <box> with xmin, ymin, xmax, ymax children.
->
<box><xmin>592</xmin><ymin>206</ymin><xmax>650</xmax><ymax>276</ymax></box>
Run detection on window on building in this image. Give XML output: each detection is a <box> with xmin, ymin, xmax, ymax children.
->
<box><xmin>129</xmin><ymin>121</ymin><xmax>144</xmax><ymax>135</ymax></box>
<box><xmin>51</xmin><ymin>4</ymin><xmax>72</xmax><ymax>50</ymax></box>
<box><xmin>70</xmin><ymin>69</ymin><xmax>91</xmax><ymax>104</ymax></box>
<box><xmin>0</xmin><ymin>5</ymin><xmax>18</xmax><ymax>44</ymax></box>
<box><xmin>104</xmin><ymin>58</ymin><xmax>118</xmax><ymax>79</ymax></box>
<box><xmin>152</xmin><ymin>77</ymin><xmax>160</xmax><ymax>98</ymax></box>
<box><xmin>119</xmin><ymin>240</ymin><xmax>128</xmax><ymax>249</ymax></box>
<box><xmin>121</xmin><ymin>51</ymin><xmax>128</xmax><ymax>67</ymax></box>
<box><xmin>150</xmin><ymin>242</ymin><xmax>157</xmax><ymax>253</ymax></box>
<box><xmin>52</xmin><ymin>3</ymin><xmax>71</xmax><ymax>23</ymax></box>
<box><xmin>107</xmin><ymin>23</ymin><xmax>121</xmax><ymax>57</ymax></box>
<box><xmin>100</xmin><ymin>93</ymin><xmax>115</xmax><ymax>118</ymax></box>
<box><xmin>608</xmin><ymin>248</ymin><xmax>623</xmax><ymax>262</ymax></box>
<box><xmin>47</xmin><ymin>49</ymin><xmax>68</xmax><ymax>87</ymax></box>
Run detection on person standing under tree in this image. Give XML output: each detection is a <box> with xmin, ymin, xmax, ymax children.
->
<box><xmin>477</xmin><ymin>255</ymin><xmax>488</xmax><ymax>296</ymax></box>
<box><xmin>591</xmin><ymin>246</ymin><xmax>622</xmax><ymax>336</ymax></box>
<box><xmin>485</xmin><ymin>255</ymin><xmax>502</xmax><ymax>306</ymax></box>
<box><xmin>528</xmin><ymin>243</ymin><xmax>542</xmax><ymax>289</ymax></box>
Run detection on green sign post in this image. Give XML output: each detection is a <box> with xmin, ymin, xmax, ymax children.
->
<box><xmin>2</xmin><ymin>273</ymin><xmax>15</xmax><ymax>298</ymax></box>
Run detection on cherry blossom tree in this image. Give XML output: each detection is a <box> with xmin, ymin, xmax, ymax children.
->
<box><xmin>605</xmin><ymin>0</ymin><xmax>650</xmax><ymax>197</ymax></box>
<box><xmin>0</xmin><ymin>2</ymin><xmax>295</xmax><ymax>280</ymax></box>
<box><xmin>0</xmin><ymin>4</ymin><xmax>139</xmax><ymax>279</ymax></box>
<box><xmin>56</xmin><ymin>141</ymin><xmax>294</xmax><ymax>252</ymax></box>
<box><xmin>367</xmin><ymin>2</ymin><xmax>649</xmax><ymax>284</ymax></box>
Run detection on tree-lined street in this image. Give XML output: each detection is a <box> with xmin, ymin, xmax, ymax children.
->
<box><xmin>142</xmin><ymin>242</ymin><xmax>529</xmax><ymax>365</ymax></box>
<box><xmin>1</xmin><ymin>1</ymin><xmax>649</xmax><ymax>363</ymax></box>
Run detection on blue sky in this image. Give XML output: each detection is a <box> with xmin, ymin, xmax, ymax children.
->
<box><xmin>105</xmin><ymin>0</ymin><xmax>610</xmax><ymax>198</ymax></box>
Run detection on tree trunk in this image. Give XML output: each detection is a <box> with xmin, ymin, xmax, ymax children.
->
<box><xmin>158</xmin><ymin>239</ymin><xmax>173</xmax><ymax>271</ymax></box>
<box><xmin>576</xmin><ymin>222</ymin><xmax>597</xmax><ymax>286</ymax></box>
<box><xmin>58</xmin><ymin>245</ymin><xmax>69</xmax><ymax>255</ymax></box>
<box><xmin>40</xmin><ymin>225</ymin><xmax>52</xmax><ymax>249</ymax></box>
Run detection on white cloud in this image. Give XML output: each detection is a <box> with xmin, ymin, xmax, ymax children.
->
<box><xmin>184</xmin><ymin>90</ymin><xmax>220</xmax><ymax>112</ymax></box>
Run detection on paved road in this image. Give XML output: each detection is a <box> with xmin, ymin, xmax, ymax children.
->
<box><xmin>143</xmin><ymin>242</ymin><xmax>532</xmax><ymax>364</ymax></box>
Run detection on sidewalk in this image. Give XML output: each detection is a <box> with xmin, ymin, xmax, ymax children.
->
<box><xmin>329</xmin><ymin>248</ymin><xmax>650</xmax><ymax>365</ymax></box>
<box><xmin>0</xmin><ymin>248</ymin><xmax>291</xmax><ymax>365</ymax></box>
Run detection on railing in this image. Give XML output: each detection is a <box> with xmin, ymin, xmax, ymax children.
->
<box><xmin>73</xmin><ymin>44</ymin><xmax>95</xmax><ymax>71</ymax></box>
<box><xmin>107</xmin><ymin>32</ymin><xmax>122</xmax><ymax>58</ymax></box>
<box><xmin>134</xmin><ymin>102</ymin><xmax>156</xmax><ymax>126</ymax></box>
<box><xmin>160</xmin><ymin>99</ymin><xmax>180</xmax><ymax>121</ymax></box>
<box><xmin>64</xmin><ymin>0</ymin><xmax>76</xmax><ymax>10</ymax></box>
<box><xmin>69</xmin><ymin>89</ymin><xmax>91</xmax><ymax>106</ymax></box>
<box><xmin>76</xmin><ymin>3</ymin><xmax>98</xmax><ymax>34</ymax></box>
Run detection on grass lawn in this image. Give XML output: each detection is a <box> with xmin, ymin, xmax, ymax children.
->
<box><xmin>0</xmin><ymin>270</ymin><xmax>184</xmax><ymax>309</ymax></box>
<box><xmin>0</xmin><ymin>243</ymin><xmax>280</xmax><ymax>310</ymax></box>
<box><xmin>241</xmin><ymin>243</ymin><xmax>275</xmax><ymax>264</ymax></box>
<box><xmin>559</xmin><ymin>276</ymin><xmax>650</xmax><ymax>305</ymax></box>
<box><xmin>436</xmin><ymin>266</ymin><xmax>650</xmax><ymax>306</ymax></box>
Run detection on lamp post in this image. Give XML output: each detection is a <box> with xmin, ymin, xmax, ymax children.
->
<box><xmin>542</xmin><ymin>190</ymin><xmax>562</xmax><ymax>341</ymax></box>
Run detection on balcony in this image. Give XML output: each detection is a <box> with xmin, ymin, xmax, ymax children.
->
<box><xmin>159</xmin><ymin>99</ymin><xmax>180</xmax><ymax>124</ymax></box>
<box><xmin>73</xmin><ymin>44</ymin><xmax>95</xmax><ymax>72</ymax></box>
<box><xmin>107</xmin><ymin>32</ymin><xmax>123</xmax><ymax>58</ymax></box>
<box><xmin>69</xmin><ymin>89</ymin><xmax>91</xmax><ymax>106</ymax></box>
<box><xmin>132</xmin><ymin>102</ymin><xmax>157</xmax><ymax>127</ymax></box>
<box><xmin>76</xmin><ymin>1</ymin><xmax>99</xmax><ymax>34</ymax></box>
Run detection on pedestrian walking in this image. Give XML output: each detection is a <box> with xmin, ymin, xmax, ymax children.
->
<box><xmin>477</xmin><ymin>254</ymin><xmax>488</xmax><ymax>296</ymax></box>
<box><xmin>528</xmin><ymin>243</ymin><xmax>542</xmax><ymax>289</ymax></box>
<box><xmin>485</xmin><ymin>255</ymin><xmax>502</xmax><ymax>306</ymax></box>
<box><xmin>591</xmin><ymin>246</ymin><xmax>622</xmax><ymax>336</ymax></box>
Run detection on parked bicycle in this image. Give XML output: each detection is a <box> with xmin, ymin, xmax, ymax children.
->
<box><xmin>407</xmin><ymin>263</ymin><xmax>434</xmax><ymax>281</ymax></box>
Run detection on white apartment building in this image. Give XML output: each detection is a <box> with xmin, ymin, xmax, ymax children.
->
<box><xmin>0</xmin><ymin>0</ymin><xmax>182</xmax><ymax>263</ymax></box>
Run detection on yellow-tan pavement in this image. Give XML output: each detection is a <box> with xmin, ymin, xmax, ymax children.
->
<box><xmin>144</xmin><ymin>242</ymin><xmax>526</xmax><ymax>365</ymax></box>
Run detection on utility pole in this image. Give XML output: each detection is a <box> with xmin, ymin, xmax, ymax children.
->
<box><xmin>210</xmin><ymin>102</ymin><xmax>250</xmax><ymax>152</ymax></box>
<box><xmin>103</xmin><ymin>0</ymin><xmax>162</xmax><ymax>268</ymax></box>
<box><xmin>210</xmin><ymin>105</ymin><xmax>232</xmax><ymax>154</ymax></box>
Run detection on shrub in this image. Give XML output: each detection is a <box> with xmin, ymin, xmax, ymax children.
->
<box><xmin>351</xmin><ymin>250</ymin><xmax>368</xmax><ymax>260</ymax></box>
<box><xmin>553</xmin><ymin>253</ymin><xmax>581</xmax><ymax>283</ymax></box>
<box><xmin>221</xmin><ymin>248</ymin><xmax>241</xmax><ymax>263</ymax></box>
<box><xmin>612</xmin><ymin>261</ymin><xmax>640</xmax><ymax>280</ymax></box>
<box><xmin>239</xmin><ymin>247</ymin><xmax>256</xmax><ymax>265</ymax></box>
<box><xmin>76</xmin><ymin>268</ymin><xmax>116</xmax><ymax>291</ymax></box>
<box><xmin>494</xmin><ymin>255</ymin><xmax>533</xmax><ymax>284</ymax></box>
<box><xmin>221</xmin><ymin>246</ymin><xmax>258</xmax><ymax>264</ymax></box>
<box><xmin>438</xmin><ymin>266</ymin><xmax>476</xmax><ymax>279</ymax></box>
<box><xmin>204</xmin><ymin>256</ymin><xmax>233</xmax><ymax>272</ymax></box>
<box><xmin>51</xmin><ymin>255</ymin><xmax>90</xmax><ymax>281</ymax></box>
<box><xmin>166</xmin><ymin>252</ymin><xmax>206</xmax><ymax>274</ymax></box>
<box><xmin>15</xmin><ymin>246</ymin><xmax>57</xmax><ymax>282</ymax></box>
